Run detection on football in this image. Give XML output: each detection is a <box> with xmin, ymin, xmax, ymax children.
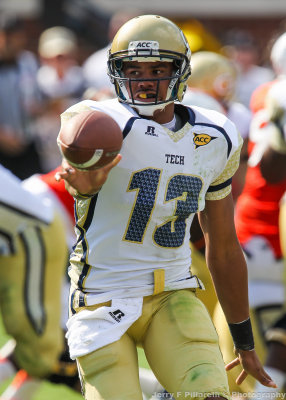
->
<box><xmin>57</xmin><ymin>110</ymin><xmax>123</xmax><ymax>170</ymax></box>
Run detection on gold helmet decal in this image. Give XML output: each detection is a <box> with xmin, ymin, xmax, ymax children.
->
<box><xmin>193</xmin><ymin>133</ymin><xmax>217</xmax><ymax>149</ymax></box>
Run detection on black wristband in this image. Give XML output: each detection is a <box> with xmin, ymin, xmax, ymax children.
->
<box><xmin>228</xmin><ymin>318</ymin><xmax>255</xmax><ymax>351</ymax></box>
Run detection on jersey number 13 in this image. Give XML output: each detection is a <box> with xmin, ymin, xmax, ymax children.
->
<box><xmin>123</xmin><ymin>168</ymin><xmax>203</xmax><ymax>248</ymax></box>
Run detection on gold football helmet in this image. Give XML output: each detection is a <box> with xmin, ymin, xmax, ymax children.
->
<box><xmin>187</xmin><ymin>51</ymin><xmax>237</xmax><ymax>103</ymax></box>
<box><xmin>108</xmin><ymin>15</ymin><xmax>191</xmax><ymax>116</ymax></box>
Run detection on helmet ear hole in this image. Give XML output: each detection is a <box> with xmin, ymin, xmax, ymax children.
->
<box><xmin>173</xmin><ymin>59</ymin><xmax>181</xmax><ymax>69</ymax></box>
<box><xmin>114</xmin><ymin>60</ymin><xmax>123</xmax><ymax>71</ymax></box>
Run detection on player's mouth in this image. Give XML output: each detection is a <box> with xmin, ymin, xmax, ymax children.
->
<box><xmin>137</xmin><ymin>92</ymin><xmax>158</xmax><ymax>102</ymax></box>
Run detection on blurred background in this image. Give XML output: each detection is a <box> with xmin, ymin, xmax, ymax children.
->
<box><xmin>0</xmin><ymin>2</ymin><xmax>286</xmax><ymax>400</ymax></box>
<box><xmin>0</xmin><ymin>0</ymin><xmax>285</xmax><ymax>178</ymax></box>
<box><xmin>1</xmin><ymin>0</ymin><xmax>286</xmax><ymax>61</ymax></box>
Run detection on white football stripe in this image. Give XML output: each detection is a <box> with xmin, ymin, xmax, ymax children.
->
<box><xmin>69</xmin><ymin>149</ymin><xmax>103</xmax><ymax>169</ymax></box>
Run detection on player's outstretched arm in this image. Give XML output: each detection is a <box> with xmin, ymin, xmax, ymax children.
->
<box><xmin>198</xmin><ymin>194</ymin><xmax>276</xmax><ymax>388</ymax></box>
<box><xmin>55</xmin><ymin>155</ymin><xmax>122</xmax><ymax>198</ymax></box>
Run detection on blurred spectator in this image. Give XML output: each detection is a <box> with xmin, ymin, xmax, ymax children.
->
<box><xmin>0</xmin><ymin>15</ymin><xmax>43</xmax><ymax>179</ymax></box>
<box><xmin>35</xmin><ymin>26</ymin><xmax>85</xmax><ymax>172</ymax></box>
<box><xmin>223</xmin><ymin>29</ymin><xmax>274</xmax><ymax>108</ymax></box>
<box><xmin>37</xmin><ymin>26</ymin><xmax>85</xmax><ymax>100</ymax></box>
<box><xmin>82</xmin><ymin>11</ymin><xmax>141</xmax><ymax>95</ymax></box>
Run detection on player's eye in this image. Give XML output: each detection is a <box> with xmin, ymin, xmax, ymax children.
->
<box><xmin>124</xmin><ymin>69</ymin><xmax>140</xmax><ymax>77</ymax></box>
<box><xmin>153</xmin><ymin>67</ymin><xmax>172</xmax><ymax>77</ymax></box>
<box><xmin>130</xmin><ymin>70</ymin><xmax>140</xmax><ymax>76</ymax></box>
<box><xmin>153</xmin><ymin>68</ymin><xmax>164</xmax><ymax>75</ymax></box>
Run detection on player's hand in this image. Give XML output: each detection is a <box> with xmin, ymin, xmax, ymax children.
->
<box><xmin>225</xmin><ymin>348</ymin><xmax>276</xmax><ymax>388</ymax></box>
<box><xmin>55</xmin><ymin>154</ymin><xmax>122</xmax><ymax>197</ymax></box>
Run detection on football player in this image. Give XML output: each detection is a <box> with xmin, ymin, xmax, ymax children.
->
<box><xmin>0</xmin><ymin>165</ymin><xmax>66</xmax><ymax>384</ymax></box>
<box><xmin>188</xmin><ymin>51</ymin><xmax>252</xmax><ymax>200</ymax></box>
<box><xmin>1</xmin><ymin>166</ymin><xmax>164</xmax><ymax>400</ymax></box>
<box><xmin>0</xmin><ymin>166</ymin><xmax>81</xmax><ymax>399</ymax></box>
<box><xmin>55</xmin><ymin>15</ymin><xmax>275</xmax><ymax>400</ymax></box>
<box><xmin>213</xmin><ymin>34</ymin><xmax>286</xmax><ymax>395</ymax></box>
<box><xmin>182</xmin><ymin>51</ymin><xmax>252</xmax><ymax>322</ymax></box>
<box><xmin>253</xmin><ymin>79</ymin><xmax>286</xmax><ymax>397</ymax></box>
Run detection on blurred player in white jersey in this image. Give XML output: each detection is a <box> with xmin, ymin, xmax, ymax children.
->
<box><xmin>0</xmin><ymin>165</ymin><xmax>66</xmax><ymax>395</ymax></box>
<box><xmin>0</xmin><ymin>166</ymin><xmax>81</xmax><ymax>399</ymax></box>
<box><xmin>55</xmin><ymin>15</ymin><xmax>275</xmax><ymax>400</ymax></box>
<box><xmin>187</xmin><ymin>51</ymin><xmax>252</xmax><ymax>200</ymax></box>
<box><xmin>182</xmin><ymin>51</ymin><xmax>252</xmax><ymax>320</ymax></box>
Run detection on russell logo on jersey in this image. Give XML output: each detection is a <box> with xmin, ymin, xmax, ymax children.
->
<box><xmin>145</xmin><ymin>126</ymin><xmax>159</xmax><ymax>137</ymax></box>
<box><xmin>109</xmin><ymin>309</ymin><xmax>125</xmax><ymax>323</ymax></box>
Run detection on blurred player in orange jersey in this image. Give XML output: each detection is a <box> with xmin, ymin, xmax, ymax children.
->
<box><xmin>213</xmin><ymin>33</ymin><xmax>286</xmax><ymax>395</ymax></box>
<box><xmin>252</xmin><ymin>79</ymin><xmax>286</xmax><ymax>398</ymax></box>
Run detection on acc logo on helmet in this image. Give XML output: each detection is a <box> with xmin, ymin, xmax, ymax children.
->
<box><xmin>128</xmin><ymin>41</ymin><xmax>160</xmax><ymax>56</ymax></box>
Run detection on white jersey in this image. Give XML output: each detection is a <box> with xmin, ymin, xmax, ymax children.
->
<box><xmin>0</xmin><ymin>164</ymin><xmax>53</xmax><ymax>255</ymax></box>
<box><xmin>23</xmin><ymin>174</ymin><xmax>75</xmax><ymax>249</ymax></box>
<box><xmin>227</xmin><ymin>101</ymin><xmax>252</xmax><ymax>140</ymax></box>
<box><xmin>61</xmin><ymin>99</ymin><xmax>242</xmax><ymax>306</ymax></box>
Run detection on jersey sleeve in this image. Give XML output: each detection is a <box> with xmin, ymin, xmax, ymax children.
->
<box><xmin>0</xmin><ymin>166</ymin><xmax>53</xmax><ymax>255</ymax></box>
<box><xmin>206</xmin><ymin>131</ymin><xmax>243</xmax><ymax>201</ymax></box>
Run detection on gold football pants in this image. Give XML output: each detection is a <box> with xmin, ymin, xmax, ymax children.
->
<box><xmin>0</xmin><ymin>213</ymin><xmax>68</xmax><ymax>377</ymax></box>
<box><xmin>76</xmin><ymin>289</ymin><xmax>230</xmax><ymax>400</ymax></box>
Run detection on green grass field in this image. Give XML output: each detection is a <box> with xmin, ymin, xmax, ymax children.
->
<box><xmin>0</xmin><ymin>316</ymin><xmax>150</xmax><ymax>399</ymax></box>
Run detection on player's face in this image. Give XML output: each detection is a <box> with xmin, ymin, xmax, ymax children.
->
<box><xmin>122</xmin><ymin>61</ymin><xmax>174</xmax><ymax>103</ymax></box>
<box><xmin>122</xmin><ymin>61</ymin><xmax>175</xmax><ymax>122</ymax></box>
